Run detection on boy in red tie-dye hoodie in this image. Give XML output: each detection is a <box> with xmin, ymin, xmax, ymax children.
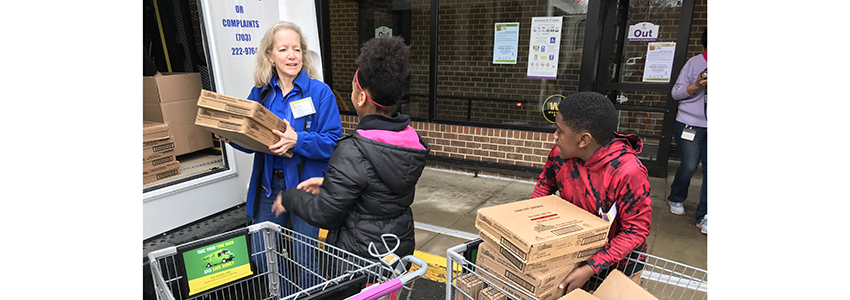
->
<box><xmin>532</xmin><ymin>92</ymin><xmax>652</xmax><ymax>294</ymax></box>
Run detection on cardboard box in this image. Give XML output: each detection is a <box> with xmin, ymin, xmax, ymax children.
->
<box><xmin>143</xmin><ymin>157</ymin><xmax>180</xmax><ymax>176</ymax></box>
<box><xmin>196</xmin><ymin>89</ymin><xmax>287</xmax><ymax>133</ymax></box>
<box><xmin>143</xmin><ymin>73</ymin><xmax>213</xmax><ymax>156</ymax></box>
<box><xmin>454</xmin><ymin>272</ymin><xmax>487</xmax><ymax>300</ymax></box>
<box><xmin>143</xmin><ymin>136</ymin><xmax>170</xmax><ymax>148</ymax></box>
<box><xmin>144</xmin><ymin>72</ymin><xmax>203</xmax><ymax>103</ymax></box>
<box><xmin>143</xmin><ymin>121</ymin><xmax>170</xmax><ymax>142</ymax></box>
<box><xmin>478</xmin><ymin>286</ymin><xmax>507</xmax><ymax>300</ymax></box>
<box><xmin>479</xmin><ymin>230</ymin><xmax>603</xmax><ymax>274</ymax></box>
<box><xmin>476</xmin><ymin>241</ymin><xmax>578</xmax><ymax>300</ymax></box>
<box><xmin>195</xmin><ymin>110</ymin><xmax>292</xmax><ymax>157</ymax></box>
<box><xmin>143</xmin><ymin>137</ymin><xmax>176</xmax><ymax>162</ymax></box>
<box><xmin>591</xmin><ymin>270</ymin><xmax>657</xmax><ymax>300</ymax></box>
<box><xmin>143</xmin><ymin>154</ymin><xmax>177</xmax><ymax>173</ymax></box>
<box><xmin>556</xmin><ymin>289</ymin><xmax>599</xmax><ymax>300</ymax></box>
<box><xmin>143</xmin><ymin>160</ymin><xmax>181</xmax><ymax>185</ymax></box>
<box><xmin>475</xmin><ymin>195</ymin><xmax>611</xmax><ymax>264</ymax></box>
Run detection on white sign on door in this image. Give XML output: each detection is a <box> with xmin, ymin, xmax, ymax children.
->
<box><xmin>628</xmin><ymin>22</ymin><xmax>660</xmax><ymax>42</ymax></box>
<box><xmin>526</xmin><ymin>16</ymin><xmax>563</xmax><ymax>79</ymax></box>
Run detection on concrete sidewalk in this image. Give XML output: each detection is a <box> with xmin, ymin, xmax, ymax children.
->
<box><xmin>411</xmin><ymin>161</ymin><xmax>707</xmax><ymax>271</ymax></box>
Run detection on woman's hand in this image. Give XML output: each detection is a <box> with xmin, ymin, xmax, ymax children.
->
<box><xmin>270</xmin><ymin>119</ymin><xmax>298</xmax><ymax>156</ymax></box>
<box><xmin>214</xmin><ymin>134</ymin><xmax>231</xmax><ymax>144</ymax></box>
<box><xmin>297</xmin><ymin>177</ymin><xmax>324</xmax><ymax>195</ymax></box>
<box><xmin>272</xmin><ymin>191</ymin><xmax>287</xmax><ymax>217</ymax></box>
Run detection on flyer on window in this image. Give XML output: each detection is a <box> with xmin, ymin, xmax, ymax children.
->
<box><xmin>526</xmin><ymin>16</ymin><xmax>563</xmax><ymax>79</ymax></box>
<box><xmin>642</xmin><ymin>42</ymin><xmax>676</xmax><ymax>82</ymax></box>
<box><xmin>493</xmin><ymin>22</ymin><xmax>519</xmax><ymax>64</ymax></box>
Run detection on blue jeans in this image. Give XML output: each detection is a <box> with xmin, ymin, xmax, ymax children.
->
<box><xmin>252</xmin><ymin>175</ymin><xmax>321</xmax><ymax>295</ymax></box>
<box><xmin>668</xmin><ymin>121</ymin><xmax>707</xmax><ymax>223</ymax></box>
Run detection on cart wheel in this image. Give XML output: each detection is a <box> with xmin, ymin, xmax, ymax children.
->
<box><xmin>206</xmin><ymin>263</ymin><xmax>211</xmax><ymax>268</ymax></box>
<box><xmin>223</xmin><ymin>258</ymin><xmax>227</xmax><ymax>264</ymax></box>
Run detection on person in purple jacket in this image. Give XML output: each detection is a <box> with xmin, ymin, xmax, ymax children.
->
<box><xmin>668</xmin><ymin>29</ymin><xmax>708</xmax><ymax>235</ymax></box>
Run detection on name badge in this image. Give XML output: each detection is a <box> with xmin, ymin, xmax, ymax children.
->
<box><xmin>681</xmin><ymin>127</ymin><xmax>696</xmax><ymax>141</ymax></box>
<box><xmin>290</xmin><ymin>97</ymin><xmax>316</xmax><ymax>119</ymax></box>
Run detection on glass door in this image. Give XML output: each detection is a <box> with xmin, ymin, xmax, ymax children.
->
<box><xmin>586</xmin><ymin>0</ymin><xmax>697</xmax><ymax>177</ymax></box>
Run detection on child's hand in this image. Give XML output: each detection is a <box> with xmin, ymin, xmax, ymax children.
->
<box><xmin>272</xmin><ymin>191</ymin><xmax>287</xmax><ymax>217</ymax></box>
<box><xmin>297</xmin><ymin>177</ymin><xmax>324</xmax><ymax>195</ymax></box>
<box><xmin>559</xmin><ymin>264</ymin><xmax>595</xmax><ymax>294</ymax></box>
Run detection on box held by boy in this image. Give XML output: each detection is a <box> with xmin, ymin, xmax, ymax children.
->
<box><xmin>475</xmin><ymin>195</ymin><xmax>611</xmax><ymax>264</ymax></box>
<box><xmin>476</xmin><ymin>241</ymin><xmax>579</xmax><ymax>300</ymax></box>
<box><xmin>479</xmin><ymin>229</ymin><xmax>603</xmax><ymax>274</ymax></box>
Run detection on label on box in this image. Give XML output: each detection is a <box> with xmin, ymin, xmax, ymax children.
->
<box><xmin>143</xmin><ymin>160</ymin><xmax>181</xmax><ymax>176</ymax></box>
<box><xmin>143</xmin><ymin>161</ymin><xmax>181</xmax><ymax>185</ymax></box>
<box><xmin>143</xmin><ymin>138</ymin><xmax>176</xmax><ymax>161</ymax></box>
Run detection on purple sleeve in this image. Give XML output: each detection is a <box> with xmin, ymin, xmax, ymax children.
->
<box><xmin>671</xmin><ymin>57</ymin><xmax>697</xmax><ymax>101</ymax></box>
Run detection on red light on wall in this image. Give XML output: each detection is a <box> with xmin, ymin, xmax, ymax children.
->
<box><xmin>516</xmin><ymin>102</ymin><xmax>522</xmax><ymax>107</ymax></box>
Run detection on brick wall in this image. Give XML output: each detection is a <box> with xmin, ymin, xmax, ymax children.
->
<box><xmin>405</xmin><ymin>0</ymin><xmax>587</xmax><ymax>126</ymax></box>
<box><xmin>329</xmin><ymin>0</ymin><xmax>359</xmax><ymax>113</ymax></box>
<box><xmin>341</xmin><ymin>114</ymin><xmax>555</xmax><ymax>180</ymax></box>
<box><xmin>330</xmin><ymin>0</ymin><xmax>707</xmax><ymax>177</ymax></box>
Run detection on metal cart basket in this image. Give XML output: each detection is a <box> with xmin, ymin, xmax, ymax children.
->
<box><xmin>446</xmin><ymin>239</ymin><xmax>707</xmax><ymax>300</ymax></box>
<box><xmin>148</xmin><ymin>221</ymin><xmax>427</xmax><ymax>300</ymax></box>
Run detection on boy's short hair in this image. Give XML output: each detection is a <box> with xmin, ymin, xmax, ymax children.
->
<box><xmin>558</xmin><ymin>91</ymin><xmax>618</xmax><ymax>145</ymax></box>
<box><xmin>701</xmin><ymin>29</ymin><xmax>707</xmax><ymax>49</ymax></box>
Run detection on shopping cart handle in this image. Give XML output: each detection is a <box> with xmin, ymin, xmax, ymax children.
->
<box><xmin>346</xmin><ymin>278</ymin><xmax>403</xmax><ymax>300</ymax></box>
<box><xmin>399</xmin><ymin>256</ymin><xmax>428</xmax><ymax>284</ymax></box>
<box><xmin>344</xmin><ymin>255</ymin><xmax>428</xmax><ymax>300</ymax></box>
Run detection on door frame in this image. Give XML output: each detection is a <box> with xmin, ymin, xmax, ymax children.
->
<box><xmin>579</xmin><ymin>0</ymin><xmax>696</xmax><ymax>178</ymax></box>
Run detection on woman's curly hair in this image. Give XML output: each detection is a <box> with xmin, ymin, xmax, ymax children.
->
<box><xmin>355</xmin><ymin>36</ymin><xmax>410</xmax><ymax>112</ymax></box>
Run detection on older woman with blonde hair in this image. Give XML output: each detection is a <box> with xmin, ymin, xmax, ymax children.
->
<box><xmin>215</xmin><ymin>20</ymin><xmax>342</xmax><ymax>293</ymax></box>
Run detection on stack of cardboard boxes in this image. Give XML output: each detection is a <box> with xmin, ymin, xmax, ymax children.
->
<box><xmin>143</xmin><ymin>121</ymin><xmax>181</xmax><ymax>185</ymax></box>
<box><xmin>143</xmin><ymin>73</ymin><xmax>214</xmax><ymax>157</ymax></box>
<box><xmin>194</xmin><ymin>90</ymin><xmax>292</xmax><ymax>157</ymax></box>
<box><xmin>469</xmin><ymin>195</ymin><xmax>612</xmax><ymax>300</ymax></box>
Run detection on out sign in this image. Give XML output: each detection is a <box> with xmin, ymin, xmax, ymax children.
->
<box><xmin>628</xmin><ymin>22</ymin><xmax>660</xmax><ymax>42</ymax></box>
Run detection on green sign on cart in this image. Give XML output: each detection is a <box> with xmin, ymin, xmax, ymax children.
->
<box><xmin>176</xmin><ymin>232</ymin><xmax>255</xmax><ymax>297</ymax></box>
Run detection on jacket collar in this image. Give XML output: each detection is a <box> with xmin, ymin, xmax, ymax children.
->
<box><xmin>266</xmin><ymin>68</ymin><xmax>310</xmax><ymax>94</ymax></box>
<box><xmin>355</xmin><ymin>113</ymin><xmax>410</xmax><ymax>132</ymax></box>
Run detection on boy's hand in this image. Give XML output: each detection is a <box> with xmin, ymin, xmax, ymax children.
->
<box><xmin>559</xmin><ymin>264</ymin><xmax>595</xmax><ymax>294</ymax></box>
<box><xmin>272</xmin><ymin>191</ymin><xmax>287</xmax><ymax>217</ymax></box>
<box><xmin>297</xmin><ymin>177</ymin><xmax>324</xmax><ymax>195</ymax></box>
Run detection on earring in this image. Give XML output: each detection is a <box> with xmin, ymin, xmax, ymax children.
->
<box><xmin>272</xmin><ymin>62</ymin><xmax>276</xmax><ymax>68</ymax></box>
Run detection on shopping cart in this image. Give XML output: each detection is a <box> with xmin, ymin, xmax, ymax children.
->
<box><xmin>148</xmin><ymin>221</ymin><xmax>427</xmax><ymax>300</ymax></box>
<box><xmin>446</xmin><ymin>238</ymin><xmax>708</xmax><ymax>300</ymax></box>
